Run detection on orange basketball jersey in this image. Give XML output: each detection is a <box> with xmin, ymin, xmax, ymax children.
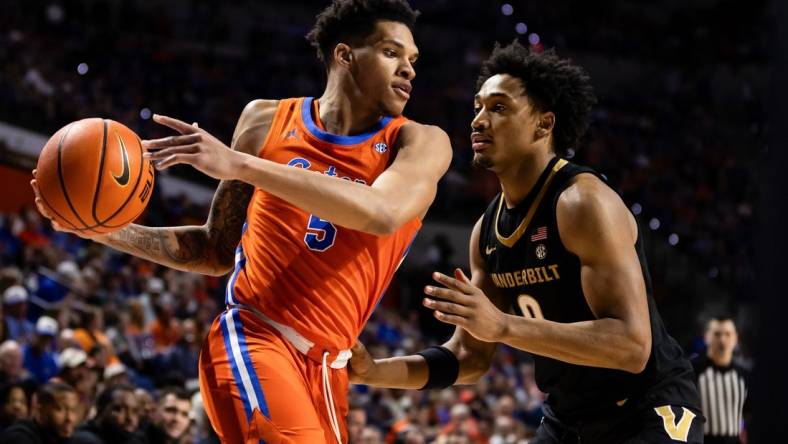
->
<box><xmin>228</xmin><ymin>97</ymin><xmax>421</xmax><ymax>352</ymax></box>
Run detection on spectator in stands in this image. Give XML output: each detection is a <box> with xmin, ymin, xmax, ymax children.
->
<box><xmin>0</xmin><ymin>340</ymin><xmax>29</xmax><ymax>384</ymax></box>
<box><xmin>121</xmin><ymin>299</ymin><xmax>156</xmax><ymax>372</ymax></box>
<box><xmin>360</xmin><ymin>425</ymin><xmax>384</xmax><ymax>444</ymax></box>
<box><xmin>347</xmin><ymin>402</ymin><xmax>367</xmax><ymax>444</ymax></box>
<box><xmin>0</xmin><ymin>382</ymin><xmax>29</xmax><ymax>431</ymax></box>
<box><xmin>102</xmin><ymin>363</ymin><xmax>129</xmax><ymax>387</ymax></box>
<box><xmin>54</xmin><ymin>348</ymin><xmax>96</xmax><ymax>419</ymax></box>
<box><xmin>165</xmin><ymin>318</ymin><xmax>200</xmax><ymax>383</ymax></box>
<box><xmin>138</xmin><ymin>278</ymin><xmax>166</xmax><ymax>326</ymax></box>
<box><xmin>3</xmin><ymin>285</ymin><xmax>33</xmax><ymax>342</ymax></box>
<box><xmin>439</xmin><ymin>404</ymin><xmax>482</xmax><ymax>444</ymax></box>
<box><xmin>141</xmin><ymin>387</ymin><xmax>192</xmax><ymax>444</ymax></box>
<box><xmin>489</xmin><ymin>415</ymin><xmax>518</xmax><ymax>444</ymax></box>
<box><xmin>148</xmin><ymin>296</ymin><xmax>180</xmax><ymax>354</ymax></box>
<box><xmin>22</xmin><ymin>316</ymin><xmax>58</xmax><ymax>384</ymax></box>
<box><xmin>187</xmin><ymin>392</ymin><xmax>217</xmax><ymax>444</ymax></box>
<box><xmin>34</xmin><ymin>262</ymin><xmax>79</xmax><ymax>319</ymax></box>
<box><xmin>71</xmin><ymin>384</ymin><xmax>145</xmax><ymax>444</ymax></box>
<box><xmin>0</xmin><ymin>268</ymin><xmax>23</xmax><ymax>292</ymax></box>
<box><xmin>134</xmin><ymin>388</ymin><xmax>156</xmax><ymax>427</ymax></box>
<box><xmin>0</xmin><ymin>382</ymin><xmax>80</xmax><ymax>444</ymax></box>
<box><xmin>73</xmin><ymin>310</ymin><xmax>119</xmax><ymax>366</ymax></box>
<box><xmin>385</xmin><ymin>404</ymin><xmax>424</xmax><ymax>444</ymax></box>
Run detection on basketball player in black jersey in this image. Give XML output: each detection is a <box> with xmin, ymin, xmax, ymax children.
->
<box><xmin>349</xmin><ymin>41</ymin><xmax>704</xmax><ymax>443</ymax></box>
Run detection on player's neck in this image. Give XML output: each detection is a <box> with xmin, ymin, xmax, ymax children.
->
<box><xmin>498</xmin><ymin>150</ymin><xmax>556</xmax><ymax>209</ymax></box>
<box><xmin>316</xmin><ymin>78</ymin><xmax>383</xmax><ymax>136</ymax></box>
<box><xmin>708</xmin><ymin>350</ymin><xmax>733</xmax><ymax>367</ymax></box>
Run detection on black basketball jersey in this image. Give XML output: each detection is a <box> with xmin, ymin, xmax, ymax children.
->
<box><xmin>479</xmin><ymin>157</ymin><xmax>700</xmax><ymax>420</ymax></box>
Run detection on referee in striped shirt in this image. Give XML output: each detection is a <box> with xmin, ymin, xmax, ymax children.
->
<box><xmin>691</xmin><ymin>316</ymin><xmax>750</xmax><ymax>444</ymax></box>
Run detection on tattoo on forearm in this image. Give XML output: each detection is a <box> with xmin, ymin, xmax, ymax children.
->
<box><xmin>110</xmin><ymin>225</ymin><xmax>202</xmax><ymax>266</ymax></box>
<box><xmin>112</xmin><ymin>227</ymin><xmax>162</xmax><ymax>255</ymax></box>
<box><xmin>208</xmin><ymin>179</ymin><xmax>255</xmax><ymax>266</ymax></box>
<box><xmin>163</xmin><ymin>230</ymin><xmax>205</xmax><ymax>264</ymax></box>
<box><xmin>106</xmin><ymin>179</ymin><xmax>252</xmax><ymax>271</ymax></box>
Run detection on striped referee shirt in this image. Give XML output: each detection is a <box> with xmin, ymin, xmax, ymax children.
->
<box><xmin>691</xmin><ymin>355</ymin><xmax>749</xmax><ymax>443</ymax></box>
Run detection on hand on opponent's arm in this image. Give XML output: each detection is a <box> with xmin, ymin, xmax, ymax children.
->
<box><xmin>349</xmin><ymin>217</ymin><xmax>504</xmax><ymax>389</ymax></box>
<box><xmin>145</xmin><ymin>114</ymin><xmax>453</xmax><ymax>235</ymax></box>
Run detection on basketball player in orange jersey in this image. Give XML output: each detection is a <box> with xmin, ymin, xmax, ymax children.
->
<box><xmin>30</xmin><ymin>1</ymin><xmax>451</xmax><ymax>442</ymax></box>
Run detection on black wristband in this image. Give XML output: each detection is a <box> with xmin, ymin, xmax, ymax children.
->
<box><xmin>416</xmin><ymin>346</ymin><xmax>459</xmax><ymax>390</ymax></box>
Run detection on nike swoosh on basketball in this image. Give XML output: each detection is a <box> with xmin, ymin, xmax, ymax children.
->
<box><xmin>485</xmin><ymin>245</ymin><xmax>496</xmax><ymax>255</ymax></box>
<box><xmin>112</xmin><ymin>134</ymin><xmax>130</xmax><ymax>186</ymax></box>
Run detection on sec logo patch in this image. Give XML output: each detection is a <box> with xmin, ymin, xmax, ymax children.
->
<box><xmin>535</xmin><ymin>244</ymin><xmax>547</xmax><ymax>260</ymax></box>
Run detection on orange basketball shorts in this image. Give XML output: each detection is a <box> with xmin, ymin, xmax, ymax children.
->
<box><xmin>198</xmin><ymin>307</ymin><xmax>349</xmax><ymax>443</ymax></box>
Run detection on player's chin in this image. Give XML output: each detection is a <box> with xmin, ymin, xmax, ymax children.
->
<box><xmin>471</xmin><ymin>153</ymin><xmax>496</xmax><ymax>170</ymax></box>
<box><xmin>381</xmin><ymin>95</ymin><xmax>408</xmax><ymax>116</ymax></box>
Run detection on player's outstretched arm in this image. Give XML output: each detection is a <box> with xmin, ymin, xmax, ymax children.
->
<box><xmin>31</xmin><ymin>100</ymin><xmax>277</xmax><ymax>276</ymax></box>
<box><xmin>145</xmin><ymin>119</ymin><xmax>453</xmax><ymax>235</ymax></box>
<box><xmin>349</xmin><ymin>217</ymin><xmax>507</xmax><ymax>389</ymax></box>
<box><xmin>424</xmin><ymin>175</ymin><xmax>652</xmax><ymax>374</ymax></box>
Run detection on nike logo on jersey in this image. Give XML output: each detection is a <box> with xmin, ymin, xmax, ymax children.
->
<box><xmin>112</xmin><ymin>133</ymin><xmax>131</xmax><ymax>187</ymax></box>
<box><xmin>485</xmin><ymin>245</ymin><xmax>496</xmax><ymax>255</ymax></box>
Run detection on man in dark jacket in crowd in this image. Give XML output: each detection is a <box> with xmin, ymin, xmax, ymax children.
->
<box><xmin>71</xmin><ymin>384</ymin><xmax>146</xmax><ymax>444</ymax></box>
<box><xmin>0</xmin><ymin>382</ymin><xmax>80</xmax><ymax>444</ymax></box>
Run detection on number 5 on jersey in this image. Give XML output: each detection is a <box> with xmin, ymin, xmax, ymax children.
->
<box><xmin>304</xmin><ymin>214</ymin><xmax>336</xmax><ymax>251</ymax></box>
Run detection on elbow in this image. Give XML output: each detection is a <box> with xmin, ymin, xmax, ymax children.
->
<box><xmin>624</xmin><ymin>350</ymin><xmax>650</xmax><ymax>374</ymax></box>
<box><xmin>464</xmin><ymin>363</ymin><xmax>491</xmax><ymax>384</ymax></box>
<box><xmin>456</xmin><ymin>354</ymin><xmax>493</xmax><ymax>385</ymax></box>
<box><xmin>205</xmin><ymin>263</ymin><xmax>233</xmax><ymax>277</ymax></box>
<box><xmin>622</xmin><ymin>334</ymin><xmax>651</xmax><ymax>374</ymax></box>
<box><xmin>206</xmin><ymin>248</ymin><xmax>235</xmax><ymax>277</ymax></box>
<box><xmin>209</xmin><ymin>252</ymin><xmax>236</xmax><ymax>276</ymax></box>
<box><xmin>363</xmin><ymin>207</ymin><xmax>400</xmax><ymax>236</ymax></box>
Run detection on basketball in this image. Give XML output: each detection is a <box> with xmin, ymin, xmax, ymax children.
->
<box><xmin>35</xmin><ymin>118</ymin><xmax>155</xmax><ymax>234</ymax></box>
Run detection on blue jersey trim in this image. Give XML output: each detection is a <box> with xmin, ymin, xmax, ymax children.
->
<box><xmin>219</xmin><ymin>312</ymin><xmax>252</xmax><ymax>420</ymax></box>
<box><xmin>301</xmin><ymin>97</ymin><xmax>392</xmax><ymax>145</ymax></box>
<box><xmin>231</xmin><ymin>310</ymin><xmax>270</xmax><ymax>419</ymax></box>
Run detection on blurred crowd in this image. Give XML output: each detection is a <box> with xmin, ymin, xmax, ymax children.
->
<box><xmin>0</xmin><ymin>208</ymin><xmax>218</xmax><ymax>443</ymax></box>
<box><xmin>0</xmin><ymin>0</ymin><xmax>768</xmax><ymax>443</ymax></box>
<box><xmin>0</xmin><ymin>0</ymin><xmax>766</xmax><ymax>310</ymax></box>
<box><xmin>0</xmin><ymin>206</ymin><xmax>549</xmax><ymax>443</ymax></box>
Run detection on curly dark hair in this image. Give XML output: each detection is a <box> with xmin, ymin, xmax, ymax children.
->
<box><xmin>477</xmin><ymin>41</ymin><xmax>597</xmax><ymax>155</ymax></box>
<box><xmin>306</xmin><ymin>0</ymin><xmax>420</xmax><ymax>66</ymax></box>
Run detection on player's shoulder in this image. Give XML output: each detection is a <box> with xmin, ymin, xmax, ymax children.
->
<box><xmin>232</xmin><ymin>99</ymin><xmax>281</xmax><ymax>154</ymax></box>
<box><xmin>395</xmin><ymin>122</ymin><xmax>451</xmax><ymax>155</ymax></box>
<box><xmin>396</xmin><ymin>121</ymin><xmax>447</xmax><ymax>142</ymax></box>
<box><xmin>241</xmin><ymin>99</ymin><xmax>280</xmax><ymax>120</ymax></box>
<box><xmin>556</xmin><ymin>171</ymin><xmax>634</xmax><ymax>248</ymax></box>
<box><xmin>558</xmin><ymin>172</ymin><xmax>623</xmax><ymax>220</ymax></box>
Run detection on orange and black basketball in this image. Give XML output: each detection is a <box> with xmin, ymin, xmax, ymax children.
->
<box><xmin>35</xmin><ymin>118</ymin><xmax>155</xmax><ymax>234</ymax></box>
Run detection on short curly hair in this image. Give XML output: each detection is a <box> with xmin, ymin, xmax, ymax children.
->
<box><xmin>306</xmin><ymin>0</ymin><xmax>420</xmax><ymax>66</ymax></box>
<box><xmin>477</xmin><ymin>41</ymin><xmax>597</xmax><ymax>155</ymax></box>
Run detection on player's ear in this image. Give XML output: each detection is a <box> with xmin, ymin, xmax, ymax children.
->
<box><xmin>333</xmin><ymin>43</ymin><xmax>354</xmax><ymax>69</ymax></box>
<box><xmin>536</xmin><ymin>112</ymin><xmax>555</xmax><ymax>139</ymax></box>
